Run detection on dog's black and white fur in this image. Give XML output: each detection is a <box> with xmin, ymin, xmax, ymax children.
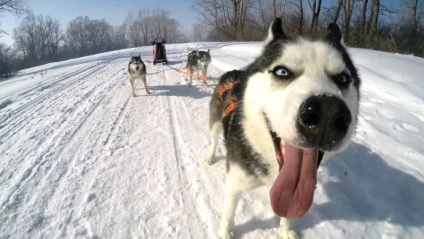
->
<box><xmin>128</xmin><ymin>54</ymin><xmax>149</xmax><ymax>96</ymax></box>
<box><xmin>205</xmin><ymin>18</ymin><xmax>360</xmax><ymax>239</ymax></box>
<box><xmin>185</xmin><ymin>49</ymin><xmax>211</xmax><ymax>87</ymax></box>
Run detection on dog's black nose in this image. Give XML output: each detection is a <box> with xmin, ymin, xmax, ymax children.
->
<box><xmin>297</xmin><ymin>95</ymin><xmax>352</xmax><ymax>150</ymax></box>
<box><xmin>135</xmin><ymin>66</ymin><xmax>140</xmax><ymax>71</ymax></box>
<box><xmin>299</xmin><ymin>98</ymin><xmax>321</xmax><ymax>127</ymax></box>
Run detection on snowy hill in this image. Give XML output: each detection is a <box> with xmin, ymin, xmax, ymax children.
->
<box><xmin>1</xmin><ymin>42</ymin><xmax>424</xmax><ymax>239</ymax></box>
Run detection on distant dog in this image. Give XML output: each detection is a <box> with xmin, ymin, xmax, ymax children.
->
<box><xmin>128</xmin><ymin>54</ymin><xmax>149</xmax><ymax>96</ymax></box>
<box><xmin>185</xmin><ymin>49</ymin><xmax>211</xmax><ymax>87</ymax></box>
<box><xmin>205</xmin><ymin>18</ymin><xmax>360</xmax><ymax>239</ymax></box>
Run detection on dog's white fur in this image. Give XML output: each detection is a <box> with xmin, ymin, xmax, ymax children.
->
<box><xmin>208</xmin><ymin>24</ymin><xmax>359</xmax><ymax>239</ymax></box>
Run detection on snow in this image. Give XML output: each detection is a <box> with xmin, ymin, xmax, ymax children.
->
<box><xmin>1</xmin><ymin>41</ymin><xmax>424</xmax><ymax>239</ymax></box>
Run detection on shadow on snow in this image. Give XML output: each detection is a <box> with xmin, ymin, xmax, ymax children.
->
<box><xmin>232</xmin><ymin>142</ymin><xmax>424</xmax><ymax>237</ymax></box>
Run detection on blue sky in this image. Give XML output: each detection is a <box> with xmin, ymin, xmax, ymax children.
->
<box><xmin>0</xmin><ymin>0</ymin><xmax>197</xmax><ymax>45</ymax></box>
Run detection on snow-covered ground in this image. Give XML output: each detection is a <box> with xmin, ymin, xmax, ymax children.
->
<box><xmin>1</xmin><ymin>42</ymin><xmax>423</xmax><ymax>239</ymax></box>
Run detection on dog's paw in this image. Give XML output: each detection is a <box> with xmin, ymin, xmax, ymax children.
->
<box><xmin>204</xmin><ymin>156</ymin><xmax>215</xmax><ymax>165</ymax></box>
<box><xmin>218</xmin><ymin>230</ymin><xmax>234</xmax><ymax>239</ymax></box>
<box><xmin>278</xmin><ymin>228</ymin><xmax>299</xmax><ymax>239</ymax></box>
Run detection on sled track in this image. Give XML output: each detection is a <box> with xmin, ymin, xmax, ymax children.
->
<box><xmin>0</xmin><ymin>58</ymin><xmax>122</xmax><ymax>142</ymax></box>
<box><xmin>0</xmin><ymin>58</ymin><xmax>126</xmax><ymax>212</ymax></box>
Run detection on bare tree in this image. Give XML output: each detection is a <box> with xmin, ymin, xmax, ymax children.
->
<box><xmin>44</xmin><ymin>16</ymin><xmax>62</xmax><ymax>60</ymax></box>
<box><xmin>65</xmin><ymin>16</ymin><xmax>114</xmax><ymax>55</ymax></box>
<box><xmin>298</xmin><ymin>0</ymin><xmax>304</xmax><ymax>34</ymax></box>
<box><xmin>193</xmin><ymin>23</ymin><xmax>209</xmax><ymax>41</ymax></box>
<box><xmin>13</xmin><ymin>13</ymin><xmax>62</xmax><ymax>64</ymax></box>
<box><xmin>0</xmin><ymin>0</ymin><xmax>28</xmax><ymax>35</ymax></box>
<box><xmin>367</xmin><ymin>0</ymin><xmax>380</xmax><ymax>42</ymax></box>
<box><xmin>126</xmin><ymin>9</ymin><xmax>184</xmax><ymax>46</ymax></box>
<box><xmin>66</xmin><ymin>16</ymin><xmax>90</xmax><ymax>56</ymax></box>
<box><xmin>333</xmin><ymin>0</ymin><xmax>344</xmax><ymax>23</ymax></box>
<box><xmin>111</xmin><ymin>23</ymin><xmax>128</xmax><ymax>49</ymax></box>
<box><xmin>343</xmin><ymin>0</ymin><xmax>356</xmax><ymax>41</ymax></box>
<box><xmin>360</xmin><ymin>0</ymin><xmax>369</xmax><ymax>46</ymax></box>
<box><xmin>138</xmin><ymin>9</ymin><xmax>152</xmax><ymax>45</ymax></box>
<box><xmin>193</xmin><ymin>0</ymin><xmax>254</xmax><ymax>40</ymax></box>
<box><xmin>125</xmin><ymin>12</ymin><xmax>142</xmax><ymax>47</ymax></box>
<box><xmin>86</xmin><ymin>19</ymin><xmax>112</xmax><ymax>53</ymax></box>
<box><xmin>0</xmin><ymin>0</ymin><xmax>26</xmax><ymax>14</ymax></box>
<box><xmin>0</xmin><ymin>43</ymin><xmax>15</xmax><ymax>77</ymax></box>
<box><xmin>309</xmin><ymin>0</ymin><xmax>322</xmax><ymax>35</ymax></box>
<box><xmin>406</xmin><ymin>0</ymin><xmax>423</xmax><ymax>54</ymax></box>
<box><xmin>390</xmin><ymin>0</ymin><xmax>423</xmax><ymax>55</ymax></box>
<box><xmin>13</xmin><ymin>14</ymin><xmax>39</xmax><ymax>60</ymax></box>
<box><xmin>231</xmin><ymin>0</ymin><xmax>251</xmax><ymax>39</ymax></box>
<box><xmin>272</xmin><ymin>0</ymin><xmax>277</xmax><ymax>18</ymax></box>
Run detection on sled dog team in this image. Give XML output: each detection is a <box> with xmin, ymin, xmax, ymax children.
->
<box><xmin>128</xmin><ymin>18</ymin><xmax>360</xmax><ymax>239</ymax></box>
<box><xmin>127</xmin><ymin>49</ymin><xmax>211</xmax><ymax>97</ymax></box>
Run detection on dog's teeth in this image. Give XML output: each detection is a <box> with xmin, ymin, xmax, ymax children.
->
<box><xmin>281</xmin><ymin>141</ymin><xmax>286</xmax><ymax>156</ymax></box>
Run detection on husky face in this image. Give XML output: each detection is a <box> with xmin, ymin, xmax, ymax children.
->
<box><xmin>261</xmin><ymin>40</ymin><xmax>358</xmax><ymax>151</ymax></box>
<box><xmin>198</xmin><ymin>49</ymin><xmax>211</xmax><ymax>66</ymax></box>
<box><xmin>242</xmin><ymin>19</ymin><xmax>360</xmax><ymax>218</ymax></box>
<box><xmin>244</xmin><ymin>21</ymin><xmax>359</xmax><ymax>153</ymax></box>
<box><xmin>128</xmin><ymin>55</ymin><xmax>145</xmax><ymax>77</ymax></box>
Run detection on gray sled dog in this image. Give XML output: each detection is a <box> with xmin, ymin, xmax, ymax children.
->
<box><xmin>128</xmin><ymin>54</ymin><xmax>149</xmax><ymax>96</ymax></box>
<box><xmin>205</xmin><ymin>18</ymin><xmax>360</xmax><ymax>239</ymax></box>
<box><xmin>185</xmin><ymin>49</ymin><xmax>211</xmax><ymax>87</ymax></box>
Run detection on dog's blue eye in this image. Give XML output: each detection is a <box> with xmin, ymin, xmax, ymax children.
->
<box><xmin>334</xmin><ymin>73</ymin><xmax>351</xmax><ymax>87</ymax></box>
<box><xmin>272</xmin><ymin>66</ymin><xmax>292</xmax><ymax>79</ymax></box>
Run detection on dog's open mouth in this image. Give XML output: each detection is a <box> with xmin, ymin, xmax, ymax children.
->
<box><xmin>269</xmin><ymin>130</ymin><xmax>319</xmax><ymax>219</ymax></box>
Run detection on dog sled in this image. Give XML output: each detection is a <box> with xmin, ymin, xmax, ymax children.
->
<box><xmin>151</xmin><ymin>38</ymin><xmax>168</xmax><ymax>65</ymax></box>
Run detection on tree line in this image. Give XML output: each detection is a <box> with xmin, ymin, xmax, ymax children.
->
<box><xmin>0</xmin><ymin>8</ymin><xmax>186</xmax><ymax>78</ymax></box>
<box><xmin>1</xmin><ymin>0</ymin><xmax>424</xmax><ymax>78</ymax></box>
<box><xmin>193</xmin><ymin>0</ymin><xmax>424</xmax><ymax>56</ymax></box>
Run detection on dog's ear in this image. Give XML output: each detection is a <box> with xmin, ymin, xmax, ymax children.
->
<box><xmin>264</xmin><ymin>18</ymin><xmax>286</xmax><ymax>44</ymax></box>
<box><xmin>325</xmin><ymin>23</ymin><xmax>343</xmax><ymax>44</ymax></box>
<box><xmin>207</xmin><ymin>49</ymin><xmax>210</xmax><ymax>53</ymax></box>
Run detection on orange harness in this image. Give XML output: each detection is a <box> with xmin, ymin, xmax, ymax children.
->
<box><xmin>218</xmin><ymin>80</ymin><xmax>238</xmax><ymax>98</ymax></box>
<box><xmin>176</xmin><ymin>69</ymin><xmax>209</xmax><ymax>80</ymax></box>
<box><xmin>224</xmin><ymin>99</ymin><xmax>238</xmax><ymax>115</ymax></box>
<box><xmin>218</xmin><ymin>81</ymin><xmax>239</xmax><ymax>116</ymax></box>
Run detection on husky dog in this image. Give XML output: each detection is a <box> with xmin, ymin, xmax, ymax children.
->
<box><xmin>205</xmin><ymin>18</ymin><xmax>360</xmax><ymax>239</ymax></box>
<box><xmin>185</xmin><ymin>49</ymin><xmax>211</xmax><ymax>87</ymax></box>
<box><xmin>128</xmin><ymin>54</ymin><xmax>149</xmax><ymax>96</ymax></box>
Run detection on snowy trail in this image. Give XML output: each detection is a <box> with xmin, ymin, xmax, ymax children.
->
<box><xmin>1</xmin><ymin>43</ymin><xmax>424</xmax><ymax>239</ymax></box>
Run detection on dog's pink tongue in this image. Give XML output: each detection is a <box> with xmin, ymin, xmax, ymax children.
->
<box><xmin>270</xmin><ymin>145</ymin><xmax>318</xmax><ymax>219</ymax></box>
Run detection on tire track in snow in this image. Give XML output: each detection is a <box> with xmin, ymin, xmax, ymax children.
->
<box><xmin>40</xmin><ymin>66</ymin><xmax>131</xmax><ymax>237</ymax></box>
<box><xmin>103</xmin><ymin>95</ymin><xmax>131</xmax><ymax>156</ymax></box>
<box><xmin>162</xmin><ymin>62</ymin><xmax>213</xmax><ymax>239</ymax></box>
<box><xmin>0</xmin><ymin>59</ymin><xmax>123</xmax><ymax>165</ymax></box>
<box><xmin>152</xmin><ymin>64</ymin><xmax>195</xmax><ymax>238</ymax></box>
<box><xmin>0</xmin><ymin>60</ymin><xmax>125</xmax><ymax>213</ymax></box>
<box><xmin>0</xmin><ymin>58</ymin><xmax>119</xmax><ymax>143</ymax></box>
